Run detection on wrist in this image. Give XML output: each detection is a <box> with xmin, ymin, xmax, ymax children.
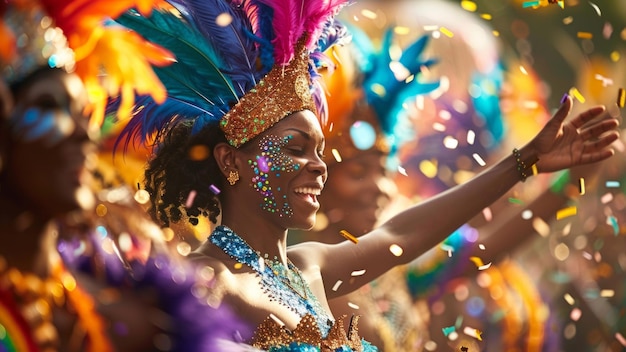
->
<box><xmin>512</xmin><ymin>146</ymin><xmax>539</xmax><ymax>182</ymax></box>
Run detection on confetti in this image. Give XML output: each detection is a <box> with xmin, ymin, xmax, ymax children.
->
<box><xmin>188</xmin><ymin>145</ymin><xmax>210</xmax><ymax>161</ymax></box>
<box><xmin>331</xmin><ymin>148</ymin><xmax>342</xmax><ymax>163</ymax></box>
<box><xmin>508</xmin><ymin>197</ymin><xmax>524</xmax><ymax>205</ymax></box>
<box><xmin>216</xmin><ymin>12</ymin><xmax>233</xmax><ymax>27</ymax></box>
<box><xmin>579</xmin><ymin>178</ymin><xmax>586</xmax><ymax>195</ymax></box>
<box><xmin>522</xmin><ymin>1</ymin><xmax>540</xmax><ymax>8</ymax></box>
<box><xmin>600</xmin><ymin>289</ymin><xmax>615</xmax><ymax>297</ymax></box>
<box><xmin>617</xmin><ymin>88</ymin><xmax>625</xmax><ymax>108</ymax></box>
<box><xmin>556</xmin><ymin>206</ymin><xmax>577</xmax><ymax>220</ymax></box>
<box><xmin>480</xmin><ymin>13</ymin><xmax>492</xmax><ymax>20</ymax></box>
<box><xmin>185</xmin><ymin>190</ymin><xmax>197</xmax><ymax>208</ymax></box>
<box><xmin>389</xmin><ymin>244</ymin><xmax>404</xmax><ymax>257</ymax></box>
<box><xmin>441</xmin><ymin>244</ymin><xmax>455</xmax><ymax>257</ymax></box>
<box><xmin>351</xmin><ymin>269</ymin><xmax>366</xmax><ymax>277</ymax></box>
<box><xmin>482</xmin><ymin>207</ymin><xmax>492</xmax><ymax>222</ymax></box>
<box><xmin>522</xmin><ymin>209</ymin><xmax>533</xmax><ymax>220</ymax></box>
<box><xmin>533</xmin><ymin>217</ymin><xmax>551</xmax><ymax>237</ymax></box>
<box><xmin>577</xmin><ymin>32</ymin><xmax>593</xmax><ymax>39</ymax></box>
<box><xmin>594</xmin><ymin>74</ymin><xmax>613</xmax><ymax>87</ymax></box>
<box><xmin>461</xmin><ymin>1</ymin><xmax>477</xmax><ymax>12</ymax></box>
<box><xmin>467</xmin><ymin>130</ymin><xmax>476</xmax><ymax>145</ymax></box>
<box><xmin>479</xmin><ymin>244</ymin><xmax>486</xmax><ymax>250</ymax></box>
<box><xmin>340</xmin><ymin>229</ymin><xmax>359</xmax><ymax>244</ymax></box>
<box><xmin>439</xmin><ymin>27</ymin><xmax>454</xmax><ymax>38</ymax></box>
<box><xmin>564</xmin><ymin>293</ymin><xmax>575</xmax><ymax>305</ymax></box>
<box><xmin>209</xmin><ymin>184</ymin><xmax>221</xmax><ymax>194</ymax></box>
<box><xmin>234</xmin><ymin>262</ymin><xmax>243</xmax><ymax>270</ymax></box>
<box><xmin>605</xmin><ymin>180</ymin><xmax>620</xmax><ymax>188</ymax></box>
<box><xmin>589</xmin><ymin>2</ymin><xmax>601</xmax><ymax>16</ymax></box>
<box><xmin>519</xmin><ymin>65</ymin><xmax>528</xmax><ymax>75</ymax></box>
<box><xmin>616</xmin><ymin>332</ymin><xmax>626</xmax><ymax>347</ymax></box>
<box><xmin>398</xmin><ymin>165</ymin><xmax>408</xmax><ymax>176</ymax></box>
<box><xmin>463</xmin><ymin>326</ymin><xmax>483</xmax><ymax>341</ymax></box>
<box><xmin>607</xmin><ymin>215</ymin><xmax>619</xmax><ymax>235</ymax></box>
<box><xmin>442</xmin><ymin>326</ymin><xmax>456</xmax><ymax>336</ymax></box>
<box><xmin>360</xmin><ymin>9</ymin><xmax>377</xmax><ymax>19</ymax></box>
<box><xmin>269</xmin><ymin>313</ymin><xmax>285</xmax><ymax>326</ymax></box>
<box><xmin>570</xmin><ymin>307</ymin><xmax>582</xmax><ymax>321</ymax></box>
<box><xmin>331</xmin><ymin>280</ymin><xmax>343</xmax><ymax>292</ymax></box>
<box><xmin>347</xmin><ymin>302</ymin><xmax>360</xmax><ymax>310</ymax></box>
<box><xmin>569</xmin><ymin>87</ymin><xmax>586</xmax><ymax>103</ymax></box>
<box><xmin>134</xmin><ymin>189</ymin><xmax>150</xmax><ymax>204</ymax></box>
<box><xmin>601</xmin><ymin>192</ymin><xmax>614</xmax><ymax>204</ymax></box>
<box><xmin>472</xmin><ymin>153</ymin><xmax>486</xmax><ymax>166</ymax></box>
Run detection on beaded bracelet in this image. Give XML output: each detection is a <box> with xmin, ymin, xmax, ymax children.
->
<box><xmin>512</xmin><ymin>148</ymin><xmax>535</xmax><ymax>182</ymax></box>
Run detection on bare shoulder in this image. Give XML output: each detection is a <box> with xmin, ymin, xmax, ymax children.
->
<box><xmin>286</xmin><ymin>241</ymin><xmax>328</xmax><ymax>269</ymax></box>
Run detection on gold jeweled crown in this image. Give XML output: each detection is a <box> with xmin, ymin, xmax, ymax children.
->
<box><xmin>251</xmin><ymin>314</ymin><xmax>363</xmax><ymax>351</ymax></box>
<box><xmin>220</xmin><ymin>39</ymin><xmax>316</xmax><ymax>148</ymax></box>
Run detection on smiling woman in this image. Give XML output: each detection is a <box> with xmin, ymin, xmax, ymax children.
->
<box><xmin>113</xmin><ymin>0</ymin><xmax>620</xmax><ymax>351</ymax></box>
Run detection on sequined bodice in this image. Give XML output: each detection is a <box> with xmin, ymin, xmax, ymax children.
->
<box><xmin>210</xmin><ymin>225</ymin><xmax>334</xmax><ymax>335</ymax></box>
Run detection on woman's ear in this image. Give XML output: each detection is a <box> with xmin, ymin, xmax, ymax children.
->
<box><xmin>213</xmin><ymin>142</ymin><xmax>238</xmax><ymax>178</ymax></box>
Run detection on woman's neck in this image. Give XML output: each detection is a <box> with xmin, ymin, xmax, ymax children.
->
<box><xmin>219</xmin><ymin>214</ymin><xmax>289</xmax><ymax>265</ymax></box>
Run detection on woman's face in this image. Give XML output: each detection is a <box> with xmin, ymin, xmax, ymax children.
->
<box><xmin>4</xmin><ymin>69</ymin><xmax>95</xmax><ymax>217</ymax></box>
<box><xmin>319</xmin><ymin>151</ymin><xmax>393</xmax><ymax>237</ymax></box>
<box><xmin>239</xmin><ymin>110</ymin><xmax>327</xmax><ymax>230</ymax></box>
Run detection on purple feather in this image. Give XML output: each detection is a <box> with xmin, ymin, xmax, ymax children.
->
<box><xmin>173</xmin><ymin>0</ymin><xmax>260</xmax><ymax>90</ymax></box>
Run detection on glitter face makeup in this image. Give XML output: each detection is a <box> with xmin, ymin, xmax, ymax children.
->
<box><xmin>249</xmin><ymin>134</ymin><xmax>302</xmax><ymax>217</ymax></box>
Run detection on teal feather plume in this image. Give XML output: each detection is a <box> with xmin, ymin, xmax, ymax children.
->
<box><xmin>117</xmin><ymin>9</ymin><xmax>238</xmax><ymax>105</ymax></box>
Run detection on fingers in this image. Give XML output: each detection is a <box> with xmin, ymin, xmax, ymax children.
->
<box><xmin>578</xmin><ymin>118</ymin><xmax>620</xmax><ymax>141</ymax></box>
<box><xmin>569</xmin><ymin>106</ymin><xmax>607</xmax><ymax>130</ymax></box>
<box><xmin>551</xmin><ymin>95</ymin><xmax>573</xmax><ymax>125</ymax></box>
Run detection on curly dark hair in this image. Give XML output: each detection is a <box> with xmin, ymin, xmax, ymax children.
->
<box><xmin>144</xmin><ymin>121</ymin><xmax>227</xmax><ymax>227</ymax></box>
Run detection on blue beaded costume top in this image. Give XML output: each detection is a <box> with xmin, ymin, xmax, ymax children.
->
<box><xmin>211</xmin><ymin>225</ymin><xmax>333</xmax><ymax>335</ymax></box>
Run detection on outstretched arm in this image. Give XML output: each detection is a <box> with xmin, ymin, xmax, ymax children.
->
<box><xmin>299</xmin><ymin>96</ymin><xmax>620</xmax><ymax>298</ymax></box>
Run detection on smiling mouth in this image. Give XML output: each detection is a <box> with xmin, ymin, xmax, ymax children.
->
<box><xmin>294</xmin><ymin>187</ymin><xmax>322</xmax><ymax>204</ymax></box>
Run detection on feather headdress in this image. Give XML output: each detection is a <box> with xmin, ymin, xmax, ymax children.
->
<box><xmin>114</xmin><ymin>0</ymin><xmax>350</xmax><ymax>150</ymax></box>
<box><xmin>322</xmin><ymin>24</ymin><xmax>440</xmax><ymax>165</ymax></box>
<box><xmin>0</xmin><ymin>0</ymin><xmax>174</xmax><ymax>128</ymax></box>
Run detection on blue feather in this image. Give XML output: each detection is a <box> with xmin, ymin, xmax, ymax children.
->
<box><xmin>173</xmin><ymin>0</ymin><xmax>261</xmax><ymax>90</ymax></box>
<box><xmin>116</xmin><ymin>9</ymin><xmax>239</xmax><ymax>106</ymax></box>
<box><xmin>114</xmin><ymin>95</ymin><xmax>222</xmax><ymax>153</ymax></box>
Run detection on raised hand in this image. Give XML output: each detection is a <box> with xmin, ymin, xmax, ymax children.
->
<box><xmin>529</xmin><ymin>95</ymin><xmax>620</xmax><ymax>173</ymax></box>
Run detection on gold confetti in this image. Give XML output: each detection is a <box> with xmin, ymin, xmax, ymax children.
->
<box><xmin>579</xmin><ymin>177</ymin><xmax>586</xmax><ymax>195</ymax></box>
<box><xmin>577</xmin><ymin>32</ymin><xmax>593</xmax><ymax>39</ymax></box>
<box><xmin>569</xmin><ymin>87</ymin><xmax>586</xmax><ymax>103</ymax></box>
<box><xmin>95</xmin><ymin>203</ymin><xmax>108</xmax><ymax>217</ymax></box>
<box><xmin>463</xmin><ymin>326</ymin><xmax>483</xmax><ymax>341</ymax></box>
<box><xmin>331</xmin><ymin>148</ymin><xmax>342</xmax><ymax>163</ymax></box>
<box><xmin>533</xmin><ymin>217</ymin><xmax>551</xmax><ymax>237</ymax></box>
<box><xmin>564</xmin><ymin>293</ymin><xmax>575</xmax><ymax>305</ymax></box>
<box><xmin>234</xmin><ymin>262</ymin><xmax>243</xmax><ymax>270</ymax></box>
<box><xmin>556</xmin><ymin>206</ymin><xmax>577</xmax><ymax>220</ymax></box>
<box><xmin>188</xmin><ymin>145</ymin><xmax>210</xmax><ymax>161</ymax></box>
<box><xmin>340</xmin><ymin>229</ymin><xmax>358</xmax><ymax>244</ymax></box>
<box><xmin>460</xmin><ymin>0</ymin><xmax>477</xmax><ymax>12</ymax></box>
<box><xmin>600</xmin><ymin>289</ymin><xmax>615</xmax><ymax>297</ymax></box>
<box><xmin>439</xmin><ymin>27</ymin><xmax>454</xmax><ymax>38</ymax></box>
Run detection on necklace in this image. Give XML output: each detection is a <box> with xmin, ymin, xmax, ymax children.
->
<box><xmin>210</xmin><ymin>225</ymin><xmax>334</xmax><ymax>336</ymax></box>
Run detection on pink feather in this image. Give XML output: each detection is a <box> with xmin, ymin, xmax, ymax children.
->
<box><xmin>256</xmin><ymin>0</ymin><xmax>349</xmax><ymax>64</ymax></box>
